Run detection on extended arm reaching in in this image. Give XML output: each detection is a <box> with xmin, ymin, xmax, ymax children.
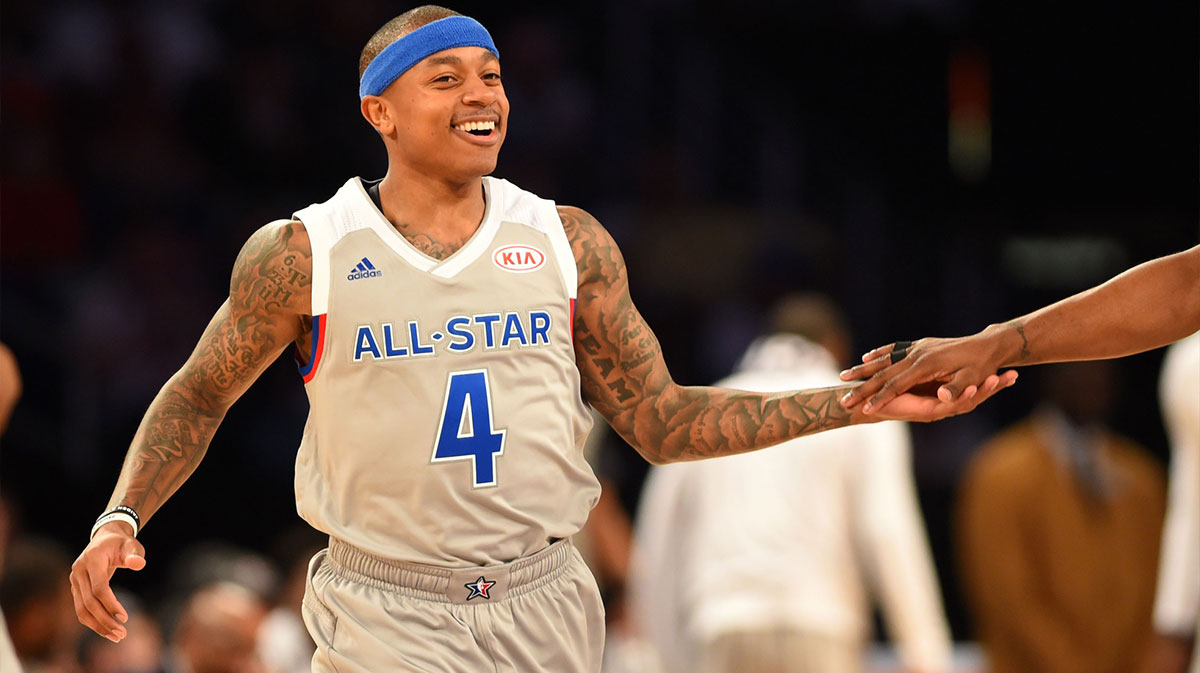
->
<box><xmin>840</xmin><ymin>245</ymin><xmax>1200</xmax><ymax>413</ymax></box>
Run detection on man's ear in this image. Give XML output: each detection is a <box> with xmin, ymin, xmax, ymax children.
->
<box><xmin>361</xmin><ymin>95</ymin><xmax>395</xmax><ymax>135</ymax></box>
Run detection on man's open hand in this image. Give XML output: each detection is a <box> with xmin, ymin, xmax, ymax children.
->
<box><xmin>70</xmin><ymin>523</ymin><xmax>146</xmax><ymax>642</ymax></box>
<box><xmin>856</xmin><ymin>369</ymin><xmax>1018</xmax><ymax>422</ymax></box>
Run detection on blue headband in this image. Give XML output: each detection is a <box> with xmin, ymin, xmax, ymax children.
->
<box><xmin>359</xmin><ymin>16</ymin><xmax>499</xmax><ymax>99</ymax></box>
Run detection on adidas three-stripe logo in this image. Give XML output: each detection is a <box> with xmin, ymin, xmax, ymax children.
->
<box><xmin>347</xmin><ymin>257</ymin><xmax>383</xmax><ymax>281</ymax></box>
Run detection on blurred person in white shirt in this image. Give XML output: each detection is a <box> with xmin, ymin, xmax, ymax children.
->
<box><xmin>631</xmin><ymin>294</ymin><xmax>951</xmax><ymax>673</ymax></box>
<box><xmin>1148</xmin><ymin>333</ymin><xmax>1199</xmax><ymax>673</ymax></box>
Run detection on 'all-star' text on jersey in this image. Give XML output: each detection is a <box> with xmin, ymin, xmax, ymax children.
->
<box><xmin>292</xmin><ymin>177</ymin><xmax>599</xmax><ymax>567</ymax></box>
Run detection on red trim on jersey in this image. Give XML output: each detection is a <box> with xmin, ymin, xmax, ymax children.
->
<box><xmin>299</xmin><ymin>314</ymin><xmax>327</xmax><ymax>383</ymax></box>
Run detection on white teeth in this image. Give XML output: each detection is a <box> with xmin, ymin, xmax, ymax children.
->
<box><xmin>455</xmin><ymin>120</ymin><xmax>496</xmax><ymax>133</ymax></box>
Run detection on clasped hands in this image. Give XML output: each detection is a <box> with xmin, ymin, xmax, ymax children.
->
<box><xmin>838</xmin><ymin>331</ymin><xmax>1019</xmax><ymax>420</ymax></box>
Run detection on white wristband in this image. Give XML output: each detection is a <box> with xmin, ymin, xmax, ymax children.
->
<box><xmin>90</xmin><ymin>512</ymin><xmax>139</xmax><ymax>539</ymax></box>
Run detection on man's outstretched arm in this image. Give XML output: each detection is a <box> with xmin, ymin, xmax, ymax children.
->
<box><xmin>560</xmin><ymin>206</ymin><xmax>1014</xmax><ymax>465</ymax></box>
<box><xmin>841</xmin><ymin>244</ymin><xmax>1200</xmax><ymax>412</ymax></box>
<box><xmin>70</xmin><ymin>220</ymin><xmax>312</xmax><ymax>642</ymax></box>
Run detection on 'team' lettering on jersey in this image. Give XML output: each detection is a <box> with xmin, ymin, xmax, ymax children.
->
<box><xmin>352</xmin><ymin>310</ymin><xmax>553</xmax><ymax>362</ymax></box>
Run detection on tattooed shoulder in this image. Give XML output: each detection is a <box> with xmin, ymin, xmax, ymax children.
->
<box><xmin>557</xmin><ymin>205</ymin><xmax>595</xmax><ymax>242</ymax></box>
<box><xmin>230</xmin><ymin>219</ymin><xmax>313</xmax><ymax>321</ymax></box>
<box><xmin>557</xmin><ymin>205</ymin><xmax>624</xmax><ymax>290</ymax></box>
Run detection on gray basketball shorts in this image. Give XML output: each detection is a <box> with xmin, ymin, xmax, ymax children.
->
<box><xmin>301</xmin><ymin>537</ymin><xmax>605</xmax><ymax>673</ymax></box>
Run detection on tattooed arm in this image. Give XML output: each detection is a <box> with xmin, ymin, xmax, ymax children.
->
<box><xmin>71</xmin><ymin>220</ymin><xmax>312</xmax><ymax>642</ymax></box>
<box><xmin>560</xmin><ymin>206</ymin><xmax>1013</xmax><ymax>465</ymax></box>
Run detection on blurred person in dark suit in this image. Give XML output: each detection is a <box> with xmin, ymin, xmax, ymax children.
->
<box><xmin>957</xmin><ymin>360</ymin><xmax>1164</xmax><ymax>673</ymax></box>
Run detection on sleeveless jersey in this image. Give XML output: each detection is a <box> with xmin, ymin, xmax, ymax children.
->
<box><xmin>292</xmin><ymin>177</ymin><xmax>599</xmax><ymax>567</ymax></box>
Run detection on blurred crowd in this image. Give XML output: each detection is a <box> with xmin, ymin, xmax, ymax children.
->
<box><xmin>2</xmin><ymin>518</ymin><xmax>325</xmax><ymax>673</ymax></box>
<box><xmin>1</xmin><ymin>0</ymin><xmax>1196</xmax><ymax>671</ymax></box>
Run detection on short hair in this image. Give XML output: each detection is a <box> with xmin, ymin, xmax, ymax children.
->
<box><xmin>767</xmin><ymin>293</ymin><xmax>849</xmax><ymax>345</ymax></box>
<box><xmin>358</xmin><ymin>5</ymin><xmax>463</xmax><ymax>79</ymax></box>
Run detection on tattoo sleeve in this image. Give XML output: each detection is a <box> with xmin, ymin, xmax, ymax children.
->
<box><xmin>561</xmin><ymin>206</ymin><xmax>856</xmax><ymax>464</ymax></box>
<box><xmin>106</xmin><ymin>220</ymin><xmax>312</xmax><ymax>522</ymax></box>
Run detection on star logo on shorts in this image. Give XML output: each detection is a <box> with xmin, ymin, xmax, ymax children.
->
<box><xmin>464</xmin><ymin>576</ymin><xmax>496</xmax><ymax>601</ymax></box>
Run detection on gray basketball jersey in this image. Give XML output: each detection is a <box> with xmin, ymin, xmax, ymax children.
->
<box><xmin>292</xmin><ymin>177</ymin><xmax>599</xmax><ymax>567</ymax></box>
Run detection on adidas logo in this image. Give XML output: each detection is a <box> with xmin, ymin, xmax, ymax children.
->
<box><xmin>347</xmin><ymin>257</ymin><xmax>383</xmax><ymax>281</ymax></box>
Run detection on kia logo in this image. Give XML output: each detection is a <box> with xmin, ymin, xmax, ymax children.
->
<box><xmin>492</xmin><ymin>244</ymin><xmax>546</xmax><ymax>272</ymax></box>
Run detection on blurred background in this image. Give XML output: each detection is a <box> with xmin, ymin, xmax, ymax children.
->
<box><xmin>1</xmin><ymin>0</ymin><xmax>1196</xmax><ymax>671</ymax></box>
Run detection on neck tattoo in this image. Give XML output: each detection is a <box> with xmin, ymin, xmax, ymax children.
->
<box><xmin>394</xmin><ymin>223</ymin><xmax>465</xmax><ymax>261</ymax></box>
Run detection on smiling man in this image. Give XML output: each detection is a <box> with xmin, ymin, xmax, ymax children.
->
<box><xmin>70</xmin><ymin>6</ymin><xmax>1014</xmax><ymax>672</ymax></box>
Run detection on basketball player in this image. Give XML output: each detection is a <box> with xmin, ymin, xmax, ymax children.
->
<box><xmin>840</xmin><ymin>244</ymin><xmax>1200</xmax><ymax>411</ymax></box>
<box><xmin>70</xmin><ymin>7</ymin><xmax>1014</xmax><ymax>671</ymax></box>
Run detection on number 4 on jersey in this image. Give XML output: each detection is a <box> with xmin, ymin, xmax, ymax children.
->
<box><xmin>432</xmin><ymin>369</ymin><xmax>507</xmax><ymax>488</ymax></box>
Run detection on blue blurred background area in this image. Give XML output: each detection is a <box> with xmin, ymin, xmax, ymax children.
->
<box><xmin>0</xmin><ymin>0</ymin><xmax>1196</xmax><ymax>654</ymax></box>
